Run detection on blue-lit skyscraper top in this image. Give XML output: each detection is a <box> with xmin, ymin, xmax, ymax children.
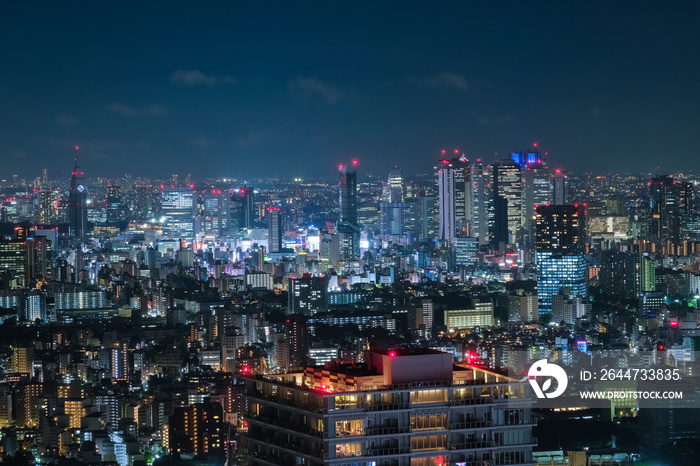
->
<box><xmin>511</xmin><ymin>150</ymin><xmax>542</xmax><ymax>168</ymax></box>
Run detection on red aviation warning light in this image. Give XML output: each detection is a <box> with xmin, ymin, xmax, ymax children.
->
<box><xmin>388</xmin><ymin>350</ymin><xmax>397</xmax><ymax>358</ymax></box>
<box><xmin>241</xmin><ymin>365</ymin><xmax>250</xmax><ymax>374</ymax></box>
<box><xmin>339</xmin><ymin>164</ymin><xmax>344</xmax><ymax>170</ymax></box>
<box><xmin>454</xmin><ymin>149</ymin><xmax>459</xmax><ymax>154</ymax></box>
<box><xmin>352</xmin><ymin>159</ymin><xmax>358</xmax><ymax>165</ymax></box>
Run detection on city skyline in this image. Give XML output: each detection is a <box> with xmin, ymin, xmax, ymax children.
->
<box><xmin>2</xmin><ymin>2</ymin><xmax>700</xmax><ymax>178</ymax></box>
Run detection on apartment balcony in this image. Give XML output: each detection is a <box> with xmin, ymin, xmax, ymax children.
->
<box><xmin>365</xmin><ymin>446</ymin><xmax>413</xmax><ymax>456</ymax></box>
<box><xmin>245</xmin><ymin>431</ymin><xmax>324</xmax><ymax>460</ymax></box>
<box><xmin>449</xmin><ymin>440</ymin><xmax>495</xmax><ymax>450</ymax></box>
<box><xmin>494</xmin><ymin>436</ymin><xmax>538</xmax><ymax>447</ymax></box>
<box><xmin>448</xmin><ymin>420</ymin><xmax>494</xmax><ymax>430</ymax></box>
<box><xmin>248</xmin><ymin>391</ymin><xmax>326</xmax><ymax>414</ymax></box>
<box><xmin>366</xmin><ymin>402</ymin><xmax>411</xmax><ymax>412</ymax></box>
<box><xmin>451</xmin><ymin>397</ymin><xmax>491</xmax><ymax>406</ymax></box>
<box><xmin>365</xmin><ymin>425</ymin><xmax>412</xmax><ymax>436</ymax></box>
<box><xmin>246</xmin><ymin>414</ymin><xmax>324</xmax><ymax>438</ymax></box>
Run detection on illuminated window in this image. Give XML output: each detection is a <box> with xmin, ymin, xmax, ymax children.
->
<box><xmin>335</xmin><ymin>442</ymin><xmax>361</xmax><ymax>458</ymax></box>
<box><xmin>411</xmin><ymin>414</ymin><xmax>447</xmax><ymax>430</ymax></box>
<box><xmin>334</xmin><ymin>395</ymin><xmax>360</xmax><ymax>410</ymax></box>
<box><xmin>410</xmin><ymin>435</ymin><xmax>448</xmax><ymax>451</ymax></box>
<box><xmin>335</xmin><ymin>419</ymin><xmax>363</xmax><ymax>437</ymax></box>
<box><xmin>410</xmin><ymin>389</ymin><xmax>447</xmax><ymax>404</ymax></box>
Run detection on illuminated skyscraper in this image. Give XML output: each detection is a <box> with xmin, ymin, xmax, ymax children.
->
<box><xmin>522</xmin><ymin>163</ymin><xmax>550</xmax><ymax>235</ymax></box>
<box><xmin>511</xmin><ymin>150</ymin><xmax>542</xmax><ymax>167</ymax></box>
<box><xmin>436</xmin><ymin>153</ymin><xmax>470</xmax><ymax>243</ymax></box>
<box><xmin>161</xmin><ymin>187</ymin><xmax>196</xmax><ymax>241</ymax></box>
<box><xmin>338</xmin><ymin>161</ymin><xmax>360</xmax><ymax>260</ymax></box>
<box><xmin>68</xmin><ymin>152</ymin><xmax>87</xmax><ymax>238</ymax></box>
<box><xmin>379</xmin><ymin>166</ymin><xmax>418</xmax><ymax>241</ymax></box>
<box><xmin>106</xmin><ymin>185</ymin><xmax>121</xmax><ymax>222</ymax></box>
<box><xmin>201</xmin><ymin>189</ymin><xmax>230</xmax><ymax>236</ymax></box>
<box><xmin>470</xmin><ymin>159</ymin><xmax>491</xmax><ymax>244</ymax></box>
<box><xmin>267</xmin><ymin>206</ymin><xmax>282</xmax><ymax>253</ymax></box>
<box><xmin>339</xmin><ymin>162</ymin><xmax>358</xmax><ymax>225</ymax></box>
<box><xmin>552</xmin><ymin>169</ymin><xmax>567</xmax><ymax>206</ymax></box>
<box><xmin>649</xmin><ymin>175</ymin><xmax>694</xmax><ymax>250</ymax></box>
<box><xmin>387</xmin><ymin>166</ymin><xmax>403</xmax><ymax>203</ymax></box>
<box><xmin>535</xmin><ymin>204</ymin><xmax>587</xmax><ymax>315</ymax></box>
<box><xmin>419</xmin><ymin>194</ymin><xmax>436</xmax><ymax>240</ymax></box>
<box><xmin>492</xmin><ymin>159</ymin><xmax>522</xmax><ymax>247</ymax></box>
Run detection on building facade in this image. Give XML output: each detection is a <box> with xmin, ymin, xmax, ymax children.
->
<box><xmin>244</xmin><ymin>349</ymin><xmax>535</xmax><ymax>466</ymax></box>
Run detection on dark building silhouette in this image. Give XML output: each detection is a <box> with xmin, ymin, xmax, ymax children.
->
<box><xmin>68</xmin><ymin>154</ymin><xmax>87</xmax><ymax>238</ymax></box>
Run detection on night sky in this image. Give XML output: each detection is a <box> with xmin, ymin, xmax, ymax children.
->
<box><xmin>2</xmin><ymin>2</ymin><xmax>699</xmax><ymax>179</ymax></box>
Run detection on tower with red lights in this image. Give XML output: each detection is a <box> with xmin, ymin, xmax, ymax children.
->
<box><xmin>68</xmin><ymin>148</ymin><xmax>87</xmax><ymax>238</ymax></box>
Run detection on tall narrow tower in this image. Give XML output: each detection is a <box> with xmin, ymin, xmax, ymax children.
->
<box><xmin>68</xmin><ymin>147</ymin><xmax>87</xmax><ymax>238</ymax></box>
<box><xmin>436</xmin><ymin>152</ymin><xmax>470</xmax><ymax>243</ymax></box>
<box><xmin>492</xmin><ymin>159</ymin><xmax>522</xmax><ymax>247</ymax></box>
<box><xmin>337</xmin><ymin>160</ymin><xmax>360</xmax><ymax>260</ymax></box>
<box><xmin>338</xmin><ymin>161</ymin><xmax>358</xmax><ymax>225</ymax></box>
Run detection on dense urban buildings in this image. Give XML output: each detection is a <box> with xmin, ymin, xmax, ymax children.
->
<box><xmin>0</xmin><ymin>148</ymin><xmax>698</xmax><ymax>466</ymax></box>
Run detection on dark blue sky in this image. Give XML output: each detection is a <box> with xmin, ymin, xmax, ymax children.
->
<box><xmin>2</xmin><ymin>2</ymin><xmax>699</xmax><ymax>179</ymax></box>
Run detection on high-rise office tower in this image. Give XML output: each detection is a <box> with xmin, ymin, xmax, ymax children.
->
<box><xmin>600</xmin><ymin>251</ymin><xmax>643</xmax><ymax>302</ymax></box>
<box><xmin>379</xmin><ymin>166</ymin><xmax>418</xmax><ymax>241</ymax></box>
<box><xmin>649</xmin><ymin>176</ymin><xmax>694</xmax><ymax>249</ymax></box>
<box><xmin>436</xmin><ymin>153</ymin><xmax>470</xmax><ymax>243</ymax></box>
<box><xmin>230</xmin><ymin>186</ymin><xmax>255</xmax><ymax>231</ymax></box>
<box><xmin>0</xmin><ymin>227</ymin><xmax>49</xmax><ymax>287</ymax></box>
<box><xmin>552</xmin><ymin>169</ymin><xmax>567</xmax><ymax>205</ymax></box>
<box><xmin>39</xmin><ymin>190</ymin><xmax>52</xmax><ymax>224</ymax></box>
<box><xmin>380</xmin><ymin>167</ymin><xmax>404</xmax><ymax>239</ymax></box>
<box><xmin>201</xmin><ymin>189</ymin><xmax>230</xmax><ymax>236</ymax></box>
<box><xmin>267</xmin><ymin>206</ymin><xmax>282</xmax><ymax>253</ymax></box>
<box><xmin>68</xmin><ymin>152</ymin><xmax>87</xmax><ymax>238</ymax></box>
<box><xmin>470</xmin><ymin>159</ymin><xmax>491</xmax><ymax>244</ymax></box>
<box><xmin>161</xmin><ymin>187</ymin><xmax>196</xmax><ymax>241</ymax></box>
<box><xmin>387</xmin><ymin>166</ymin><xmax>403</xmax><ymax>203</ymax></box>
<box><xmin>535</xmin><ymin>204</ymin><xmax>587</xmax><ymax>316</ymax></box>
<box><xmin>106</xmin><ymin>185</ymin><xmax>121</xmax><ymax>222</ymax></box>
<box><xmin>419</xmin><ymin>194</ymin><xmax>436</xmax><ymax>240</ymax></box>
<box><xmin>337</xmin><ymin>161</ymin><xmax>360</xmax><ymax>260</ymax></box>
<box><xmin>339</xmin><ymin>162</ymin><xmax>358</xmax><ymax>225</ymax></box>
<box><xmin>522</xmin><ymin>163</ymin><xmax>550</xmax><ymax>235</ymax></box>
<box><xmin>492</xmin><ymin>159</ymin><xmax>522</xmax><ymax>247</ymax></box>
